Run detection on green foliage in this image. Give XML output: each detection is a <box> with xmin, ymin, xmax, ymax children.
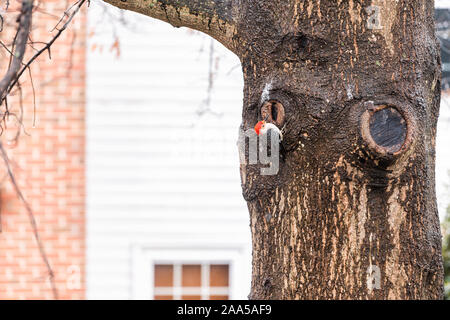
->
<box><xmin>443</xmin><ymin>204</ymin><xmax>450</xmax><ymax>299</ymax></box>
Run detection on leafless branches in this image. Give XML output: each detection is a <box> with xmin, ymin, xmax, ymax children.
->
<box><xmin>0</xmin><ymin>0</ymin><xmax>33</xmax><ymax>102</ymax></box>
<box><xmin>0</xmin><ymin>0</ymin><xmax>88</xmax><ymax>299</ymax></box>
<box><xmin>0</xmin><ymin>0</ymin><xmax>88</xmax><ymax>110</ymax></box>
<box><xmin>196</xmin><ymin>39</ymin><xmax>222</xmax><ymax>118</ymax></box>
<box><xmin>0</xmin><ymin>142</ymin><xmax>58</xmax><ymax>298</ymax></box>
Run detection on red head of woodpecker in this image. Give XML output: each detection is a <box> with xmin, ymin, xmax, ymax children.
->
<box><xmin>254</xmin><ymin>120</ymin><xmax>283</xmax><ymax>141</ymax></box>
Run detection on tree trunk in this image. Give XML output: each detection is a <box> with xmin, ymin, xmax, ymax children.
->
<box><xmin>103</xmin><ymin>0</ymin><xmax>444</xmax><ymax>299</ymax></box>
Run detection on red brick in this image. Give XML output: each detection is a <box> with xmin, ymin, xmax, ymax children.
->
<box><xmin>0</xmin><ymin>0</ymin><xmax>86</xmax><ymax>300</ymax></box>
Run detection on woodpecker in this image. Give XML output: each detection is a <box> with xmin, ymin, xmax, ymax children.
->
<box><xmin>254</xmin><ymin>120</ymin><xmax>283</xmax><ymax>141</ymax></box>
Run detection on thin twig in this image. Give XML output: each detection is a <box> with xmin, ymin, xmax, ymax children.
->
<box><xmin>0</xmin><ymin>1</ymin><xmax>90</xmax><ymax>299</ymax></box>
<box><xmin>1</xmin><ymin>0</ymin><xmax>87</xmax><ymax>105</ymax></box>
<box><xmin>27</xmin><ymin>66</ymin><xmax>36</xmax><ymax>127</ymax></box>
<box><xmin>0</xmin><ymin>142</ymin><xmax>58</xmax><ymax>299</ymax></box>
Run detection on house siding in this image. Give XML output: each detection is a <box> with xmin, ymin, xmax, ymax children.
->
<box><xmin>86</xmin><ymin>2</ymin><xmax>251</xmax><ymax>299</ymax></box>
<box><xmin>437</xmin><ymin>96</ymin><xmax>450</xmax><ymax>219</ymax></box>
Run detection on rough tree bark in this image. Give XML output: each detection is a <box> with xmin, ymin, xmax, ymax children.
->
<box><xmin>103</xmin><ymin>0</ymin><xmax>444</xmax><ymax>299</ymax></box>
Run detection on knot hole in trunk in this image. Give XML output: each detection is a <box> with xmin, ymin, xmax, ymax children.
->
<box><xmin>360</xmin><ymin>103</ymin><xmax>415</xmax><ymax>159</ymax></box>
<box><xmin>261</xmin><ymin>100</ymin><xmax>285</xmax><ymax>127</ymax></box>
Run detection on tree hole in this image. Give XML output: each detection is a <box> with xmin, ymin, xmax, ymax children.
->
<box><xmin>368</xmin><ymin>106</ymin><xmax>407</xmax><ymax>154</ymax></box>
<box><xmin>261</xmin><ymin>100</ymin><xmax>285</xmax><ymax>127</ymax></box>
<box><xmin>271</xmin><ymin>103</ymin><xmax>278</xmax><ymax>121</ymax></box>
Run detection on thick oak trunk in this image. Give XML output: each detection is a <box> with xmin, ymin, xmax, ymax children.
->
<box><xmin>104</xmin><ymin>0</ymin><xmax>444</xmax><ymax>299</ymax></box>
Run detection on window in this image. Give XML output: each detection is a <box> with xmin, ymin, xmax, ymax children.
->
<box><xmin>153</xmin><ymin>263</ymin><xmax>229</xmax><ymax>300</ymax></box>
<box><xmin>131</xmin><ymin>244</ymin><xmax>251</xmax><ymax>300</ymax></box>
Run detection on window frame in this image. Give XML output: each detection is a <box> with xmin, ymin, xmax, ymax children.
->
<box><xmin>131</xmin><ymin>242</ymin><xmax>250</xmax><ymax>300</ymax></box>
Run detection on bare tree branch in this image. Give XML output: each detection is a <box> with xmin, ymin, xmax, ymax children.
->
<box><xmin>0</xmin><ymin>142</ymin><xmax>58</xmax><ymax>299</ymax></box>
<box><xmin>0</xmin><ymin>0</ymin><xmax>87</xmax><ymax>107</ymax></box>
<box><xmin>102</xmin><ymin>0</ymin><xmax>238</xmax><ymax>53</ymax></box>
<box><xmin>0</xmin><ymin>0</ymin><xmax>89</xmax><ymax>299</ymax></box>
<box><xmin>0</xmin><ymin>0</ymin><xmax>33</xmax><ymax>101</ymax></box>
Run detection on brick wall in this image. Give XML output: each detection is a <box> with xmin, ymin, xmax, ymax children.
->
<box><xmin>0</xmin><ymin>0</ymin><xmax>86</xmax><ymax>299</ymax></box>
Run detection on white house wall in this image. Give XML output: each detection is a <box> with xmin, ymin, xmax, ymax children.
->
<box><xmin>437</xmin><ymin>96</ymin><xmax>450</xmax><ymax>220</ymax></box>
<box><xmin>86</xmin><ymin>1</ymin><xmax>251</xmax><ymax>299</ymax></box>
